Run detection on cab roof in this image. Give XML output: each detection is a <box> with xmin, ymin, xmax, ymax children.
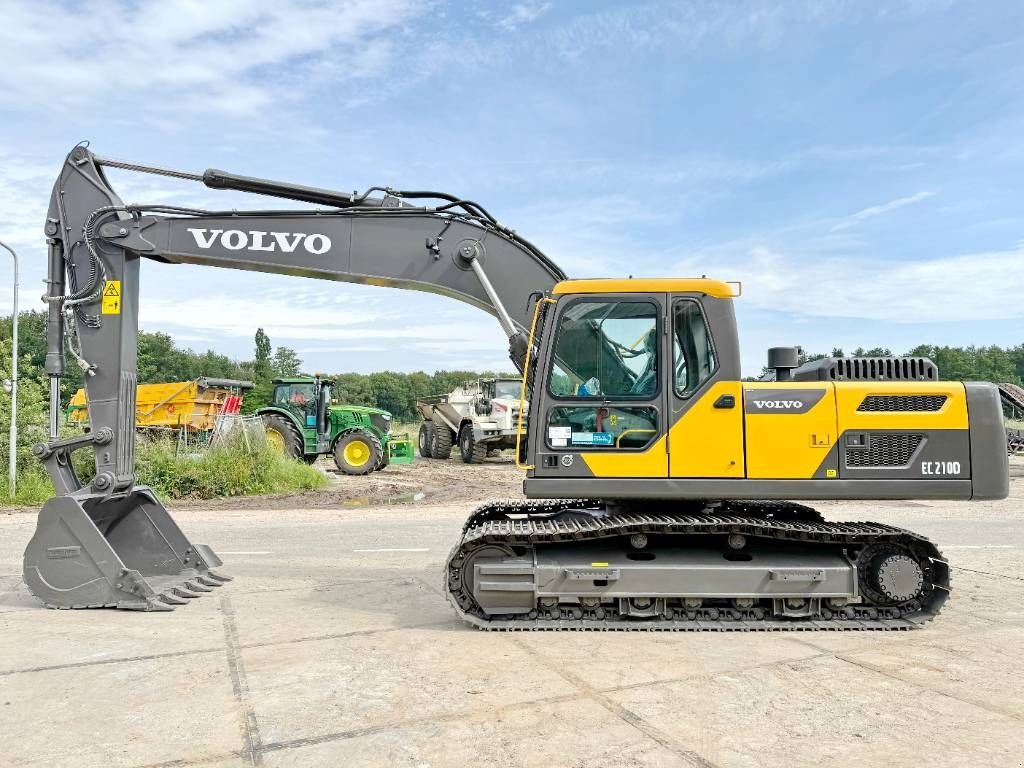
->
<box><xmin>552</xmin><ymin>278</ymin><xmax>740</xmax><ymax>298</ymax></box>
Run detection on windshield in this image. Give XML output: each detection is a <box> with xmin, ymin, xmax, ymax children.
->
<box><xmin>548</xmin><ymin>300</ymin><xmax>658</xmax><ymax>398</ymax></box>
<box><xmin>493</xmin><ymin>381</ymin><xmax>522</xmax><ymax>400</ymax></box>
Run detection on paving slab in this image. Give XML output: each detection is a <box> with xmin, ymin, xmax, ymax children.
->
<box><xmin>840</xmin><ymin>624</ymin><xmax>1024</xmax><ymax>719</ymax></box>
<box><xmin>0</xmin><ymin>596</ymin><xmax>225</xmax><ymax>674</ymax></box>
<box><xmin>0</xmin><ymin>652</ymin><xmax>239</xmax><ymax>768</ymax></box>
<box><xmin>229</xmin><ymin>575</ymin><xmax>451</xmax><ymax>647</ymax></box>
<box><xmin>259</xmin><ymin>697</ymin><xmax>694</xmax><ymax>768</ymax></box>
<box><xmin>513</xmin><ymin>631</ymin><xmax>825</xmax><ymax>691</ymax></box>
<box><xmin>608</xmin><ymin>653</ymin><xmax>1022</xmax><ymax>768</ymax></box>
<box><xmin>242</xmin><ymin>627</ymin><xmax>580</xmax><ymax>746</ymax></box>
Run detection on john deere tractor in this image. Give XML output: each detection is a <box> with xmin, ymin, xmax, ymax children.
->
<box><xmin>258</xmin><ymin>377</ymin><xmax>414</xmax><ymax>474</ymax></box>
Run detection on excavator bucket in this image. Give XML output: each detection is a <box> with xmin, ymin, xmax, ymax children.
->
<box><xmin>22</xmin><ymin>487</ymin><xmax>229</xmax><ymax>611</ymax></box>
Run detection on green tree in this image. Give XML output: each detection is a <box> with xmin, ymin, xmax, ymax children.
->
<box><xmin>272</xmin><ymin>346</ymin><xmax>302</xmax><ymax>377</ymax></box>
<box><xmin>253</xmin><ymin>328</ymin><xmax>272</xmax><ymax>382</ymax></box>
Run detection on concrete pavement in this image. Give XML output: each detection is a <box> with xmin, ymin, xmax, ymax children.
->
<box><xmin>0</xmin><ymin>479</ymin><xmax>1022</xmax><ymax>767</ymax></box>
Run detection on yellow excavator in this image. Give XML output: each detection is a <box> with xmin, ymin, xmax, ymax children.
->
<box><xmin>23</xmin><ymin>145</ymin><xmax>1008</xmax><ymax>629</ymax></box>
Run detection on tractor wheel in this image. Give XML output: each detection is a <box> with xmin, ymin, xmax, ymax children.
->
<box><xmin>459</xmin><ymin>424</ymin><xmax>488</xmax><ymax>464</ymax></box>
<box><xmin>418</xmin><ymin>422</ymin><xmax>435</xmax><ymax>458</ymax></box>
<box><xmin>263</xmin><ymin>414</ymin><xmax>304</xmax><ymax>460</ymax></box>
<box><xmin>374</xmin><ymin>445</ymin><xmax>391</xmax><ymax>472</ymax></box>
<box><xmin>430</xmin><ymin>425</ymin><xmax>453</xmax><ymax>459</ymax></box>
<box><xmin>334</xmin><ymin>431</ymin><xmax>382</xmax><ymax>475</ymax></box>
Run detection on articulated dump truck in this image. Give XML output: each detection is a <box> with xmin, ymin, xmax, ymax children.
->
<box><xmin>23</xmin><ymin>145</ymin><xmax>1008</xmax><ymax>630</ymax></box>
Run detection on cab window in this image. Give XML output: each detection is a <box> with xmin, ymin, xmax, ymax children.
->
<box><xmin>548</xmin><ymin>300</ymin><xmax>659</xmax><ymax>399</ymax></box>
<box><xmin>673</xmin><ymin>300</ymin><xmax>716</xmax><ymax>397</ymax></box>
<box><xmin>493</xmin><ymin>380</ymin><xmax>521</xmax><ymax>400</ymax></box>
<box><xmin>276</xmin><ymin>383</ymin><xmax>315</xmax><ymax>410</ymax></box>
<box><xmin>546</xmin><ymin>405</ymin><xmax>658</xmax><ymax>450</ymax></box>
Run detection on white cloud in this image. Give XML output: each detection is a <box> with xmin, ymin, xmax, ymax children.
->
<box><xmin>0</xmin><ymin>0</ymin><xmax>424</xmax><ymax>117</ymax></box>
<box><xmin>829</xmin><ymin>191</ymin><xmax>935</xmax><ymax>232</ymax></box>
<box><xmin>498</xmin><ymin>3</ymin><xmax>551</xmax><ymax>31</ymax></box>
<box><xmin>674</xmin><ymin>242</ymin><xmax>1024</xmax><ymax>323</ymax></box>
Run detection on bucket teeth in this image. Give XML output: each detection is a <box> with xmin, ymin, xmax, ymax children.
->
<box><xmin>144</xmin><ymin>599</ymin><xmax>176</xmax><ymax>612</ymax></box>
<box><xmin>207</xmin><ymin>570</ymin><xmax>232</xmax><ymax>583</ymax></box>
<box><xmin>172</xmin><ymin>585</ymin><xmax>203</xmax><ymax>599</ymax></box>
<box><xmin>184</xmin><ymin>580</ymin><xmax>214</xmax><ymax>593</ymax></box>
<box><xmin>196</xmin><ymin>576</ymin><xmax>222</xmax><ymax>588</ymax></box>
<box><xmin>158</xmin><ymin>592</ymin><xmax>189</xmax><ymax>606</ymax></box>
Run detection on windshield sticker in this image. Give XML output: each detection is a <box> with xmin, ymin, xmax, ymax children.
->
<box><xmin>571</xmin><ymin>432</ymin><xmax>614</xmax><ymax>446</ymax></box>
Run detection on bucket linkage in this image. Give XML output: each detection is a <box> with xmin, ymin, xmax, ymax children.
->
<box><xmin>24</xmin><ymin>431</ymin><xmax>228</xmax><ymax>611</ymax></box>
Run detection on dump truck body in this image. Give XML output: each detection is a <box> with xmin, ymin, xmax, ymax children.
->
<box><xmin>67</xmin><ymin>378</ymin><xmax>252</xmax><ymax>432</ymax></box>
<box><xmin>417</xmin><ymin>378</ymin><xmax>525</xmax><ymax>462</ymax></box>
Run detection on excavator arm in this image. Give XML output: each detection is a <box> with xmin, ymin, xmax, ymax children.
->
<box><xmin>24</xmin><ymin>144</ymin><xmax>565</xmax><ymax>610</ymax></box>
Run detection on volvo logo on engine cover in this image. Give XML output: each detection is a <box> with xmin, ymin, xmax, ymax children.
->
<box><xmin>187</xmin><ymin>228</ymin><xmax>332</xmax><ymax>255</ymax></box>
<box><xmin>744</xmin><ymin>389</ymin><xmax>825</xmax><ymax>414</ymax></box>
<box><xmin>752</xmin><ymin>400</ymin><xmax>804</xmax><ymax>410</ymax></box>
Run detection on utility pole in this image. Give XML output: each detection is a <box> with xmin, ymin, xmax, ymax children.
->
<box><xmin>1</xmin><ymin>241</ymin><xmax>17</xmax><ymax>499</ymax></box>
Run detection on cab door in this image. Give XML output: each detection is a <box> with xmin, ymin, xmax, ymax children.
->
<box><xmin>533</xmin><ymin>293</ymin><xmax>668</xmax><ymax>478</ymax></box>
<box><xmin>668</xmin><ymin>295</ymin><xmax>745</xmax><ymax>478</ymax></box>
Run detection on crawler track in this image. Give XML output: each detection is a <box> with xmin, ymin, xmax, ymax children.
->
<box><xmin>444</xmin><ymin>500</ymin><xmax>949</xmax><ymax>631</ymax></box>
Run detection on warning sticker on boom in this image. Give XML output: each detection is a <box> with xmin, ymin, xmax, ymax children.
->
<box><xmin>101</xmin><ymin>281</ymin><xmax>121</xmax><ymax>315</ymax></box>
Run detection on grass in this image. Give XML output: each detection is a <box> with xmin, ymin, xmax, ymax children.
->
<box><xmin>0</xmin><ymin>430</ymin><xmax>327</xmax><ymax>504</ymax></box>
<box><xmin>0</xmin><ymin>463</ymin><xmax>57</xmax><ymax>506</ymax></box>
<box><xmin>135</xmin><ymin>431</ymin><xmax>327</xmax><ymax>500</ymax></box>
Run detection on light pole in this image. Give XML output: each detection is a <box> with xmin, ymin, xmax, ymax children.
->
<box><xmin>1</xmin><ymin>240</ymin><xmax>17</xmax><ymax>499</ymax></box>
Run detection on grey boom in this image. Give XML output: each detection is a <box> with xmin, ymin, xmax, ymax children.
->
<box><xmin>24</xmin><ymin>145</ymin><xmax>565</xmax><ymax>610</ymax></box>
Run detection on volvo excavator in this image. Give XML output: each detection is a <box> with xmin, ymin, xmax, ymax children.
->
<box><xmin>23</xmin><ymin>144</ymin><xmax>1009</xmax><ymax>630</ymax></box>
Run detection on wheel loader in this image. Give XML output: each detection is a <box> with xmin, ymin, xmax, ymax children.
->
<box><xmin>22</xmin><ymin>145</ymin><xmax>1008</xmax><ymax>629</ymax></box>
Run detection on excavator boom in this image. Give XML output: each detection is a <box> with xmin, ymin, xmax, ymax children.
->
<box><xmin>25</xmin><ymin>145</ymin><xmax>564</xmax><ymax>610</ymax></box>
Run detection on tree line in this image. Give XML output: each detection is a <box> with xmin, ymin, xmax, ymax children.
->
<box><xmin>3</xmin><ymin>309</ymin><xmax>1023</xmax><ymax>432</ymax></box>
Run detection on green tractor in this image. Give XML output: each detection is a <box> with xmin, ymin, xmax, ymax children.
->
<box><xmin>257</xmin><ymin>377</ymin><xmax>414</xmax><ymax>474</ymax></box>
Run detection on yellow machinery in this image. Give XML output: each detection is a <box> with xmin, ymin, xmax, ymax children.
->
<box><xmin>66</xmin><ymin>377</ymin><xmax>252</xmax><ymax>433</ymax></box>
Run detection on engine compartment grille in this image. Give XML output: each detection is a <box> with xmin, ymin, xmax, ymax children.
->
<box><xmin>846</xmin><ymin>434</ymin><xmax>924</xmax><ymax>468</ymax></box>
<box><xmin>857</xmin><ymin>394</ymin><xmax>947</xmax><ymax>412</ymax></box>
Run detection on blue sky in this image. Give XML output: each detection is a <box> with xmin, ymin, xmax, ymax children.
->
<box><xmin>0</xmin><ymin>0</ymin><xmax>1021</xmax><ymax>376</ymax></box>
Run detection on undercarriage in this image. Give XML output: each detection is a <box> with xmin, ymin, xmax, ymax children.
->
<box><xmin>444</xmin><ymin>500</ymin><xmax>949</xmax><ymax>631</ymax></box>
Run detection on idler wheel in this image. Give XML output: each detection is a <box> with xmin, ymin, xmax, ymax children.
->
<box><xmin>873</xmin><ymin>553</ymin><xmax>924</xmax><ymax>603</ymax></box>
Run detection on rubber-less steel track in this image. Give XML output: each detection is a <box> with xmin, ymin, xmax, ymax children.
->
<box><xmin>444</xmin><ymin>500</ymin><xmax>950</xmax><ymax>631</ymax></box>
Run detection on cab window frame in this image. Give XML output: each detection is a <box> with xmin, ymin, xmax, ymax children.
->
<box><xmin>545</xmin><ymin>296</ymin><xmax>663</xmax><ymax>403</ymax></box>
<box><xmin>672</xmin><ymin>297</ymin><xmax>719</xmax><ymax>400</ymax></box>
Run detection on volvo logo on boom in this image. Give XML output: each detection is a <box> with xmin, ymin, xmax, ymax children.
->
<box><xmin>186</xmin><ymin>228</ymin><xmax>332</xmax><ymax>255</ymax></box>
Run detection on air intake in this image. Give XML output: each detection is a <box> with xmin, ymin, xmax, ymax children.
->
<box><xmin>857</xmin><ymin>395</ymin><xmax>947</xmax><ymax>412</ymax></box>
<box><xmin>846</xmin><ymin>434</ymin><xmax>924</xmax><ymax>468</ymax></box>
<box><xmin>793</xmin><ymin>356</ymin><xmax>939</xmax><ymax>382</ymax></box>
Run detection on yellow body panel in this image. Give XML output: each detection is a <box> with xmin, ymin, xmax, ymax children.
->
<box><xmin>834</xmin><ymin>381</ymin><xmax>969</xmax><ymax>433</ymax></box>
<box><xmin>67</xmin><ymin>380</ymin><xmax>242</xmax><ymax>432</ymax></box>
<box><xmin>743</xmin><ymin>383</ymin><xmax>837</xmax><ymax>479</ymax></box>
<box><xmin>553</xmin><ymin>278</ymin><xmax>739</xmax><ymax>298</ymax></box>
<box><xmin>669</xmin><ymin>381</ymin><xmax>745</xmax><ymax>477</ymax></box>
<box><xmin>581</xmin><ymin>436</ymin><xmax>668</xmax><ymax>477</ymax></box>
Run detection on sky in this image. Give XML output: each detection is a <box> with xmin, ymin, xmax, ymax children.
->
<box><xmin>0</xmin><ymin>0</ymin><xmax>1021</xmax><ymax>376</ymax></box>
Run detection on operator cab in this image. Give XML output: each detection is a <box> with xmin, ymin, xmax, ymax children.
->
<box><xmin>272</xmin><ymin>377</ymin><xmax>333</xmax><ymax>434</ymax></box>
<box><xmin>529</xmin><ymin>278</ymin><xmax>741</xmax><ymax>475</ymax></box>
